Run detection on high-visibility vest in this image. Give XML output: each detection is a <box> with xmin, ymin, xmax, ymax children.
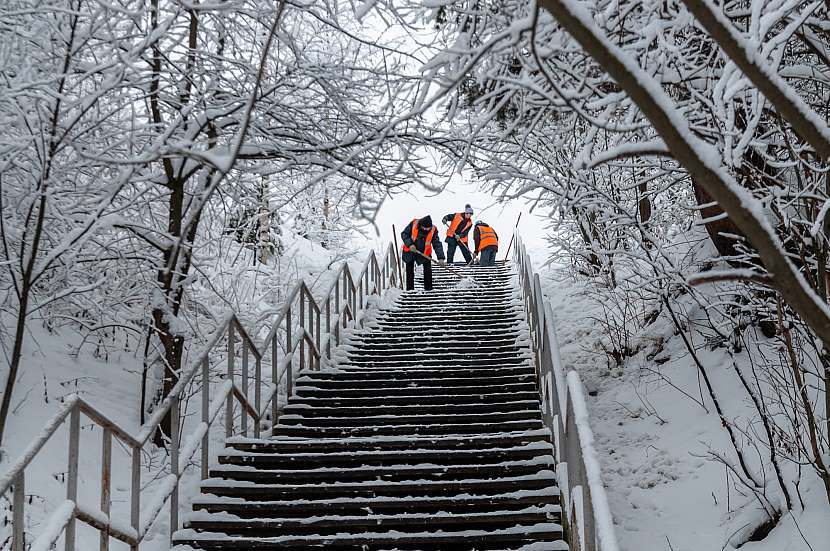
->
<box><xmin>477</xmin><ymin>225</ymin><xmax>498</xmax><ymax>251</ymax></box>
<box><xmin>402</xmin><ymin>219</ymin><xmax>435</xmax><ymax>256</ymax></box>
<box><xmin>446</xmin><ymin>213</ymin><xmax>472</xmax><ymax>243</ymax></box>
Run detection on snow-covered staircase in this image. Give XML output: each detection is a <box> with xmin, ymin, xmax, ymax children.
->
<box><xmin>174</xmin><ymin>264</ymin><xmax>566</xmax><ymax>550</ymax></box>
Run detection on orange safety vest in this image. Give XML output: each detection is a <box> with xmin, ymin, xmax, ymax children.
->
<box><xmin>402</xmin><ymin>219</ymin><xmax>435</xmax><ymax>256</ymax></box>
<box><xmin>446</xmin><ymin>213</ymin><xmax>472</xmax><ymax>243</ymax></box>
<box><xmin>476</xmin><ymin>225</ymin><xmax>498</xmax><ymax>252</ymax></box>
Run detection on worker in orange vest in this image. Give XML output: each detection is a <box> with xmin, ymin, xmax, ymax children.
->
<box><xmin>400</xmin><ymin>215</ymin><xmax>445</xmax><ymax>290</ymax></box>
<box><xmin>473</xmin><ymin>221</ymin><xmax>499</xmax><ymax>266</ymax></box>
<box><xmin>441</xmin><ymin>204</ymin><xmax>474</xmax><ymax>264</ymax></box>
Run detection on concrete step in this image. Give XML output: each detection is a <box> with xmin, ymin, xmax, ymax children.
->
<box><xmin>347</xmin><ymin>338</ymin><xmax>527</xmax><ymax>349</ymax></box>
<box><xmin>285</xmin><ymin>392</ymin><xmax>540</xmax><ymax>408</ymax></box>
<box><xmin>344</xmin><ymin>345</ymin><xmax>525</xmax><ymax>356</ymax></box>
<box><xmin>175</xmin><ymin>526</ymin><xmax>566</xmax><ymax>550</ymax></box>
<box><xmin>293</xmin><ymin>382</ymin><xmax>538</xmax><ymax>398</ymax></box>
<box><xmin>347</xmin><ymin>335</ymin><xmax>526</xmax><ymax>346</ymax></box>
<box><xmin>227</xmin><ymin>429</ymin><xmax>552</xmax><ymax>454</ymax></box>
<box><xmin>183</xmin><ymin>510</ymin><xmax>562</xmax><ymax>537</ymax></box>
<box><xmin>296</xmin><ymin>366</ymin><xmax>535</xmax><ymax>381</ymax></box>
<box><xmin>274</xmin><ymin>419</ymin><xmax>545</xmax><ymax>438</ymax></box>
<box><xmin>209</xmin><ymin>458</ymin><xmax>554</xmax><ymax>484</ymax></box>
<box><xmin>340</xmin><ymin>356</ymin><xmax>532</xmax><ymax>367</ymax></box>
<box><xmin>334</xmin><ymin>358</ymin><xmax>532</xmax><ymax>368</ymax></box>
<box><xmin>281</xmin><ymin>400</ymin><xmax>541</xmax><ymax>418</ymax></box>
<box><xmin>218</xmin><ymin>441</ymin><xmax>553</xmax><ymax>469</ymax></box>
<box><xmin>376</xmin><ymin>311</ymin><xmax>522</xmax><ymax>320</ymax></box>
<box><xmin>200</xmin><ymin>472</ymin><xmax>556</xmax><ymax>500</ymax></box>
<box><xmin>192</xmin><ymin>489</ymin><xmax>559</xmax><ymax>517</ymax></box>
<box><xmin>277</xmin><ymin>410</ymin><xmax>542</xmax><ymax>427</ymax></box>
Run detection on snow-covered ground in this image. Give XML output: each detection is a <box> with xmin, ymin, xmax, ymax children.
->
<box><xmin>541</xmin><ymin>265</ymin><xmax>829</xmax><ymax>551</ymax></box>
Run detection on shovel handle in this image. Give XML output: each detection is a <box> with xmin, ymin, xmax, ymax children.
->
<box><xmin>411</xmin><ymin>249</ymin><xmax>464</xmax><ymax>279</ymax></box>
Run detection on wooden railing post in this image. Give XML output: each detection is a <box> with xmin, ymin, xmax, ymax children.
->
<box><xmin>335</xmin><ymin>276</ymin><xmax>341</xmax><ymax>314</ymax></box>
<box><xmin>254</xmin><ymin>355</ymin><xmax>262</xmax><ymax>437</ymax></box>
<box><xmin>226</xmin><ymin>323</ymin><xmax>235</xmax><ymax>438</ymax></box>
<box><xmin>169</xmin><ymin>396</ymin><xmax>180</xmax><ymax>541</ymax></box>
<box><xmin>325</xmin><ymin>296</ymin><xmax>332</xmax><ymax>358</ymax></box>
<box><xmin>359</xmin><ymin>271</ymin><xmax>365</xmax><ymax>310</ymax></box>
<box><xmin>100</xmin><ymin>427</ymin><xmax>112</xmax><ymax>551</ymax></box>
<box><xmin>315</xmin><ymin>304</ymin><xmax>321</xmax><ymax>370</ymax></box>
<box><xmin>351</xmin><ymin>275</ymin><xmax>357</xmax><ymax>323</ymax></box>
<box><xmin>12</xmin><ymin>471</ymin><xmax>24</xmax><ymax>551</ymax></box>
<box><xmin>65</xmin><ymin>405</ymin><xmax>80</xmax><ymax>551</ymax></box>
<box><xmin>241</xmin><ymin>340</ymin><xmax>249</xmax><ymax>436</ymax></box>
<box><xmin>201</xmin><ymin>358</ymin><xmax>210</xmax><ymax>480</ymax></box>
<box><xmin>270</xmin><ymin>334</ymin><xmax>279</xmax><ymax>427</ymax></box>
<box><xmin>299</xmin><ymin>290</ymin><xmax>306</xmax><ymax>372</ymax></box>
<box><xmin>286</xmin><ymin>305</ymin><xmax>293</xmax><ymax>396</ymax></box>
<box><xmin>335</xmin><ymin>310</ymin><xmax>342</xmax><ymax>345</ymax></box>
<box><xmin>130</xmin><ymin>446</ymin><xmax>140</xmax><ymax>551</ymax></box>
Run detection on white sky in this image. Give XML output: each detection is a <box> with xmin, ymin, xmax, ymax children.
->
<box><xmin>361</xmin><ymin>174</ymin><xmax>551</xmax><ymax>257</ymax></box>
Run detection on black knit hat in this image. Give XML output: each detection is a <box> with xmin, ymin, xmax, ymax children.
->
<box><xmin>418</xmin><ymin>215</ymin><xmax>433</xmax><ymax>228</ymax></box>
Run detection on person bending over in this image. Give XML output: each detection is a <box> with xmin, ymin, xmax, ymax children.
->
<box><xmin>473</xmin><ymin>221</ymin><xmax>499</xmax><ymax>267</ymax></box>
<box><xmin>441</xmin><ymin>204</ymin><xmax>474</xmax><ymax>264</ymax></box>
<box><xmin>401</xmin><ymin>215</ymin><xmax>445</xmax><ymax>290</ymax></box>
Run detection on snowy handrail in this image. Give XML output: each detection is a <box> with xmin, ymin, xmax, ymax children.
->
<box><xmin>2</xmin><ymin>242</ymin><xmax>402</xmax><ymax>551</ymax></box>
<box><xmin>513</xmin><ymin>235</ymin><xmax>620</xmax><ymax>551</ymax></box>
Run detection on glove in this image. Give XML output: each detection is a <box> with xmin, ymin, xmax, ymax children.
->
<box><xmin>438</xmin><ymin>259</ymin><xmax>446</xmax><ymax>266</ymax></box>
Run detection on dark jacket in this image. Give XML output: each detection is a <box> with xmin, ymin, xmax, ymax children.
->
<box><xmin>401</xmin><ymin>216</ymin><xmax>445</xmax><ymax>265</ymax></box>
<box><xmin>474</xmin><ymin>223</ymin><xmax>499</xmax><ymax>252</ymax></box>
<box><xmin>441</xmin><ymin>213</ymin><xmax>473</xmax><ymax>242</ymax></box>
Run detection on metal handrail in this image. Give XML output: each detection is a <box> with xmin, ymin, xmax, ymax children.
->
<box><xmin>2</xmin><ymin>241</ymin><xmax>403</xmax><ymax>551</ymax></box>
<box><xmin>513</xmin><ymin>235</ymin><xmax>620</xmax><ymax>551</ymax></box>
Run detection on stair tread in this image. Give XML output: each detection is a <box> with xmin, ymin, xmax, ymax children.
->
<box><xmin>201</xmin><ymin>471</ymin><xmax>556</xmax><ymax>489</ymax></box>
<box><xmin>221</xmin><ymin>440</ymin><xmax>553</xmax><ymax>459</ymax></box>
<box><xmin>187</xmin><ymin>506</ymin><xmax>561</xmax><ymax>521</ymax></box>
<box><xmin>175</xmin><ymin>521</ymin><xmax>563</xmax><ymax>540</ymax></box>
<box><xmin>192</xmin><ymin>486</ymin><xmax>560</xmax><ymax>506</ymax></box>
<box><xmin>228</xmin><ymin>428</ymin><xmax>551</xmax><ymax>447</ymax></box>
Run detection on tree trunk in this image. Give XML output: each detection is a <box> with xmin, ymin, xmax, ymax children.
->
<box><xmin>692</xmin><ymin>177</ymin><xmax>745</xmax><ymax>259</ymax></box>
<box><xmin>152</xmin><ymin>179</ymin><xmax>186</xmax><ymax>444</ymax></box>
<box><xmin>0</xmin><ymin>289</ymin><xmax>31</xmax><ymax>453</ymax></box>
<box><xmin>259</xmin><ymin>175</ymin><xmax>270</xmax><ymax>264</ymax></box>
<box><xmin>322</xmin><ymin>187</ymin><xmax>330</xmax><ymax>249</ymax></box>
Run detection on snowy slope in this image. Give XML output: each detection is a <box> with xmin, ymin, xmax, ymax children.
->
<box><xmin>542</xmin><ymin>267</ymin><xmax>829</xmax><ymax>551</ymax></box>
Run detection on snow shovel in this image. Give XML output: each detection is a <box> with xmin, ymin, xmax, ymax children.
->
<box><xmin>411</xmin><ymin>249</ymin><xmax>483</xmax><ymax>291</ymax></box>
<box><xmin>411</xmin><ymin>249</ymin><xmax>465</xmax><ymax>279</ymax></box>
<box><xmin>443</xmin><ymin>220</ymin><xmax>476</xmax><ymax>266</ymax></box>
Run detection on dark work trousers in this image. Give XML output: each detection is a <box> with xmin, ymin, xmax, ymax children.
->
<box><xmin>446</xmin><ymin>237</ymin><xmax>472</xmax><ymax>264</ymax></box>
<box><xmin>479</xmin><ymin>246</ymin><xmax>498</xmax><ymax>266</ymax></box>
<box><xmin>405</xmin><ymin>259</ymin><xmax>433</xmax><ymax>290</ymax></box>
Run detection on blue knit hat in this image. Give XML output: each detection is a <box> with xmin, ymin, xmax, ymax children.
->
<box><xmin>464</xmin><ymin>204</ymin><xmax>473</xmax><ymax>214</ymax></box>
